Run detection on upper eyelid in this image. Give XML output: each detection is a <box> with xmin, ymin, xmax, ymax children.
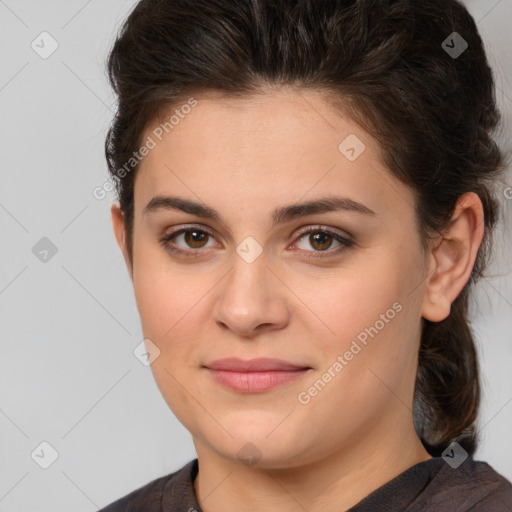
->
<box><xmin>294</xmin><ymin>224</ymin><xmax>352</xmax><ymax>240</ymax></box>
<box><xmin>164</xmin><ymin>224</ymin><xmax>218</xmax><ymax>242</ymax></box>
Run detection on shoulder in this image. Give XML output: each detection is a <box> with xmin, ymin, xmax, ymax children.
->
<box><xmin>414</xmin><ymin>456</ymin><xmax>512</xmax><ymax>511</ymax></box>
<box><xmin>98</xmin><ymin>459</ymin><xmax>198</xmax><ymax>512</ymax></box>
<box><xmin>98</xmin><ymin>474</ymin><xmax>169</xmax><ymax>512</ymax></box>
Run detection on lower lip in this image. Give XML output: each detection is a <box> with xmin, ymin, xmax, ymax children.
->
<box><xmin>206</xmin><ymin>368</ymin><xmax>311</xmax><ymax>393</ymax></box>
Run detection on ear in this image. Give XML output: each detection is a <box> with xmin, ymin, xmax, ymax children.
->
<box><xmin>421</xmin><ymin>192</ymin><xmax>485</xmax><ymax>322</ymax></box>
<box><xmin>111</xmin><ymin>202</ymin><xmax>133</xmax><ymax>281</ymax></box>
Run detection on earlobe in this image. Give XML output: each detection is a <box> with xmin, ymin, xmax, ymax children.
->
<box><xmin>110</xmin><ymin>202</ymin><xmax>133</xmax><ymax>281</ymax></box>
<box><xmin>421</xmin><ymin>192</ymin><xmax>485</xmax><ymax>323</ymax></box>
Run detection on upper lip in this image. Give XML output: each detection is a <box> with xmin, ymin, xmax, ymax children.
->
<box><xmin>204</xmin><ymin>357</ymin><xmax>310</xmax><ymax>372</ymax></box>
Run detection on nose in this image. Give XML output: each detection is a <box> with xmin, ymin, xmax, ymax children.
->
<box><xmin>212</xmin><ymin>251</ymin><xmax>290</xmax><ymax>338</ymax></box>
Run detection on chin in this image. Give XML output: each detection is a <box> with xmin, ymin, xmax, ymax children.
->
<box><xmin>201</xmin><ymin>421</ymin><xmax>313</xmax><ymax>469</ymax></box>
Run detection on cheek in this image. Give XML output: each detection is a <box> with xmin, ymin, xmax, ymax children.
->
<box><xmin>133</xmin><ymin>273</ymin><xmax>209</xmax><ymax>346</ymax></box>
<box><xmin>132</xmin><ymin>263</ymin><xmax>210</xmax><ymax>423</ymax></box>
<box><xmin>285</xmin><ymin>262</ymin><xmax>402</xmax><ymax>345</ymax></box>
<box><xmin>288</xmin><ymin>261</ymin><xmax>417</xmax><ymax>394</ymax></box>
<box><xmin>131</xmin><ymin>238</ymin><xmax>208</xmax><ymax>338</ymax></box>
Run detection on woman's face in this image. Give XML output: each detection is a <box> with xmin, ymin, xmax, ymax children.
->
<box><xmin>113</xmin><ymin>88</ymin><xmax>431</xmax><ymax>468</ymax></box>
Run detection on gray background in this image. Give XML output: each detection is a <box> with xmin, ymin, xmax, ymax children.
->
<box><xmin>0</xmin><ymin>1</ymin><xmax>511</xmax><ymax>511</ymax></box>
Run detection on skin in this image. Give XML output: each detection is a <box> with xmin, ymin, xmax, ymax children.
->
<box><xmin>111</xmin><ymin>87</ymin><xmax>484</xmax><ymax>512</ymax></box>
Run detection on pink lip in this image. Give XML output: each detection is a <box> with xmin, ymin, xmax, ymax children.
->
<box><xmin>204</xmin><ymin>358</ymin><xmax>312</xmax><ymax>393</ymax></box>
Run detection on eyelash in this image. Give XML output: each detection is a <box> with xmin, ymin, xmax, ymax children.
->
<box><xmin>158</xmin><ymin>224</ymin><xmax>354</xmax><ymax>259</ymax></box>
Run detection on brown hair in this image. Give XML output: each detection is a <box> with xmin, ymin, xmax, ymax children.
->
<box><xmin>104</xmin><ymin>0</ymin><xmax>505</xmax><ymax>456</ymax></box>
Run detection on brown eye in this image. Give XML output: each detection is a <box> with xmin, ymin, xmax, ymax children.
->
<box><xmin>308</xmin><ymin>232</ymin><xmax>334</xmax><ymax>251</ymax></box>
<box><xmin>159</xmin><ymin>227</ymin><xmax>217</xmax><ymax>255</ymax></box>
<box><xmin>183</xmin><ymin>230</ymin><xmax>210</xmax><ymax>248</ymax></box>
<box><xmin>293</xmin><ymin>226</ymin><xmax>354</xmax><ymax>258</ymax></box>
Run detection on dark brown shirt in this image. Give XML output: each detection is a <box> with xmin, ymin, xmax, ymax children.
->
<box><xmin>99</xmin><ymin>456</ymin><xmax>512</xmax><ymax>511</ymax></box>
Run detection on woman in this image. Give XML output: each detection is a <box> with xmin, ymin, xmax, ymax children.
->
<box><xmin>100</xmin><ymin>0</ymin><xmax>512</xmax><ymax>510</ymax></box>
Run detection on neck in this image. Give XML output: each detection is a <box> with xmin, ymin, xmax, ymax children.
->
<box><xmin>193</xmin><ymin>416</ymin><xmax>431</xmax><ymax>512</ymax></box>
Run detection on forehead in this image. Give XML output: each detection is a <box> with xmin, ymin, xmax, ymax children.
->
<box><xmin>134</xmin><ymin>89</ymin><xmax>415</xmax><ymax>224</ymax></box>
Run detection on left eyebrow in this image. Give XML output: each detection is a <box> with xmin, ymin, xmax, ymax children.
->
<box><xmin>271</xmin><ymin>196</ymin><xmax>376</xmax><ymax>226</ymax></box>
<box><xmin>143</xmin><ymin>194</ymin><xmax>376</xmax><ymax>228</ymax></box>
